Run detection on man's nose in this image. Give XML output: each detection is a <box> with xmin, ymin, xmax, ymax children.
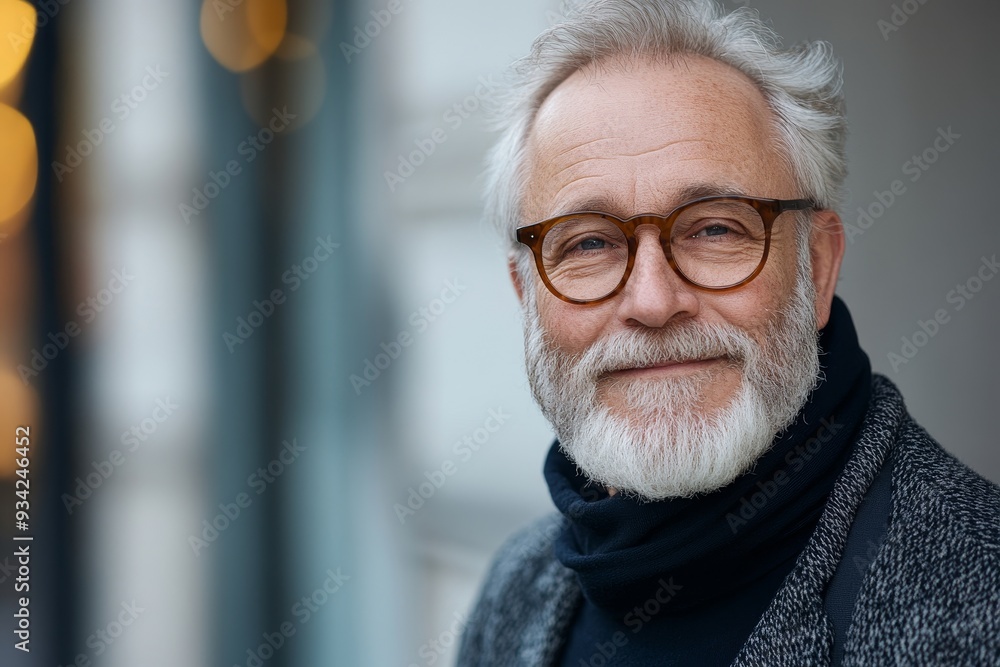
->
<box><xmin>615</xmin><ymin>225</ymin><xmax>701</xmax><ymax>328</ymax></box>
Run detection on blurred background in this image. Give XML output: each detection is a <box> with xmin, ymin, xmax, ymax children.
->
<box><xmin>0</xmin><ymin>0</ymin><xmax>997</xmax><ymax>664</ymax></box>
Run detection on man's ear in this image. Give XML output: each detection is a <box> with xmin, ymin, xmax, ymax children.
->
<box><xmin>809</xmin><ymin>209</ymin><xmax>845</xmax><ymax>330</ymax></box>
<box><xmin>508</xmin><ymin>254</ymin><xmax>525</xmax><ymax>305</ymax></box>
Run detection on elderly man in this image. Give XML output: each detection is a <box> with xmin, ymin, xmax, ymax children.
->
<box><xmin>456</xmin><ymin>1</ymin><xmax>1000</xmax><ymax>665</ymax></box>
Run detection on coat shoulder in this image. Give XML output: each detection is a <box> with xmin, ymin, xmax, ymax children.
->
<box><xmin>894</xmin><ymin>412</ymin><xmax>1000</xmax><ymax>547</ymax></box>
<box><xmin>456</xmin><ymin>513</ymin><xmax>580</xmax><ymax>666</ymax></box>
<box><xmin>872</xmin><ymin>374</ymin><xmax>1000</xmax><ymax>544</ymax></box>
<box><xmin>849</xmin><ymin>380</ymin><xmax>1000</xmax><ymax>664</ymax></box>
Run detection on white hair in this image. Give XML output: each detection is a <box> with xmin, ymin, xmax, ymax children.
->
<box><xmin>484</xmin><ymin>0</ymin><xmax>847</xmax><ymax>272</ymax></box>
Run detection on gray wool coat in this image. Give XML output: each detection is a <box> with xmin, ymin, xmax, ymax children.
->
<box><xmin>456</xmin><ymin>375</ymin><xmax>1000</xmax><ymax>666</ymax></box>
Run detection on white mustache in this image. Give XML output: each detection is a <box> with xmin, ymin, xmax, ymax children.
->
<box><xmin>569</xmin><ymin>322</ymin><xmax>757</xmax><ymax>379</ymax></box>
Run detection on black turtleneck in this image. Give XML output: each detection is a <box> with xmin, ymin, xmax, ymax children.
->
<box><xmin>549</xmin><ymin>296</ymin><xmax>872</xmax><ymax>666</ymax></box>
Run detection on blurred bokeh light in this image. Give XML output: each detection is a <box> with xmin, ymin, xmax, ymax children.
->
<box><xmin>200</xmin><ymin>0</ymin><xmax>288</xmax><ymax>72</ymax></box>
<box><xmin>0</xmin><ymin>0</ymin><xmax>35</xmax><ymax>88</ymax></box>
<box><xmin>0</xmin><ymin>104</ymin><xmax>37</xmax><ymax>235</ymax></box>
<box><xmin>240</xmin><ymin>34</ymin><xmax>326</xmax><ymax>132</ymax></box>
<box><xmin>0</xmin><ymin>371</ymin><xmax>38</xmax><ymax>477</ymax></box>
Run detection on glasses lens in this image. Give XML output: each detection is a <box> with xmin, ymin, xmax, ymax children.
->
<box><xmin>541</xmin><ymin>215</ymin><xmax>628</xmax><ymax>301</ymax></box>
<box><xmin>670</xmin><ymin>199</ymin><xmax>768</xmax><ymax>288</ymax></box>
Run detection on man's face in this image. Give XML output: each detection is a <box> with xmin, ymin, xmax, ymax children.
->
<box><xmin>515</xmin><ymin>55</ymin><xmax>843</xmax><ymax>499</ymax></box>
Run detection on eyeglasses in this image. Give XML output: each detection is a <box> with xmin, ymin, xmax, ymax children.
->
<box><xmin>515</xmin><ymin>195</ymin><xmax>816</xmax><ymax>305</ymax></box>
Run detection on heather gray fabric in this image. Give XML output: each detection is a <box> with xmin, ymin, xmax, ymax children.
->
<box><xmin>456</xmin><ymin>375</ymin><xmax>1000</xmax><ymax>666</ymax></box>
<box><xmin>823</xmin><ymin>442</ymin><xmax>892</xmax><ymax>665</ymax></box>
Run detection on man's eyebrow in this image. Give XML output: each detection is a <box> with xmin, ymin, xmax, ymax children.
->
<box><xmin>671</xmin><ymin>183</ymin><xmax>750</xmax><ymax>205</ymax></box>
<box><xmin>556</xmin><ymin>192</ymin><xmax>633</xmax><ymax>218</ymax></box>
<box><xmin>555</xmin><ymin>182</ymin><xmax>750</xmax><ymax>218</ymax></box>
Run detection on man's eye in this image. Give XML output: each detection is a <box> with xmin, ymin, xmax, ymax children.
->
<box><xmin>694</xmin><ymin>225</ymin><xmax>731</xmax><ymax>238</ymax></box>
<box><xmin>577</xmin><ymin>238</ymin><xmax>608</xmax><ymax>250</ymax></box>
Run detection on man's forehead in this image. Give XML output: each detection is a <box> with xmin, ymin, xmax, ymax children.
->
<box><xmin>523</xmin><ymin>54</ymin><xmax>791</xmax><ymax>220</ymax></box>
<box><xmin>530</xmin><ymin>54</ymin><xmax>774</xmax><ymax>144</ymax></box>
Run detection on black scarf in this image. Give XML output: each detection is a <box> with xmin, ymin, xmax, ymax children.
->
<box><xmin>544</xmin><ymin>296</ymin><xmax>872</xmax><ymax>613</ymax></box>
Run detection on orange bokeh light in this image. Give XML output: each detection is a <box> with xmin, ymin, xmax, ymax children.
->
<box><xmin>0</xmin><ymin>0</ymin><xmax>35</xmax><ymax>90</ymax></box>
<box><xmin>0</xmin><ymin>104</ymin><xmax>38</xmax><ymax>233</ymax></box>
<box><xmin>0</xmin><ymin>370</ymin><xmax>39</xmax><ymax>479</ymax></box>
<box><xmin>200</xmin><ymin>0</ymin><xmax>288</xmax><ymax>72</ymax></box>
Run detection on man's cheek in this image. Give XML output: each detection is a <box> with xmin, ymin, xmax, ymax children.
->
<box><xmin>710</xmin><ymin>282</ymin><xmax>786</xmax><ymax>336</ymax></box>
<box><xmin>538</xmin><ymin>298</ymin><xmax>611</xmax><ymax>353</ymax></box>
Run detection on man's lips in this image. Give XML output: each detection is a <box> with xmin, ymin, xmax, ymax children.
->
<box><xmin>604</xmin><ymin>357</ymin><xmax>727</xmax><ymax>378</ymax></box>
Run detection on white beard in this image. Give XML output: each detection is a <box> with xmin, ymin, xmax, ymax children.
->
<box><xmin>523</xmin><ymin>270</ymin><xmax>821</xmax><ymax>500</ymax></box>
